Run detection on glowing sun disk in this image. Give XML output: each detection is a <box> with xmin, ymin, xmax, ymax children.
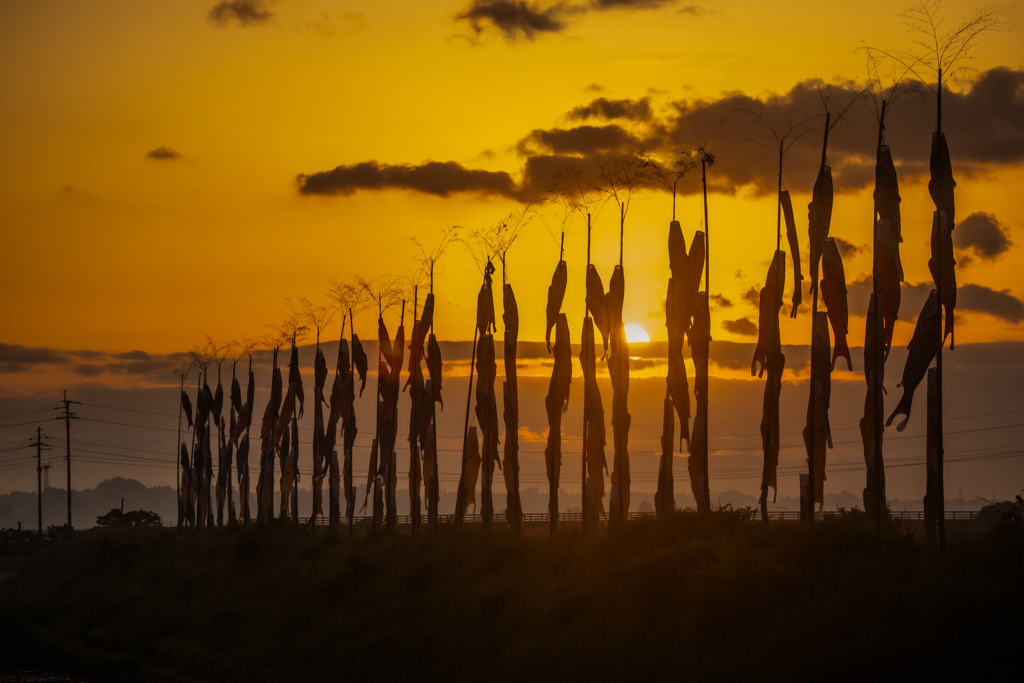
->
<box><xmin>624</xmin><ymin>323</ymin><xmax>650</xmax><ymax>343</ymax></box>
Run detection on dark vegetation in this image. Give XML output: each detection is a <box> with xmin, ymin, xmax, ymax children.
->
<box><xmin>1</xmin><ymin>510</ymin><xmax>1022</xmax><ymax>681</ymax></box>
<box><xmin>95</xmin><ymin>508</ymin><xmax>163</xmax><ymax>528</ymax></box>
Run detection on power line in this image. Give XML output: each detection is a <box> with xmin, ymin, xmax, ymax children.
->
<box><xmin>0</xmin><ymin>419</ymin><xmax>56</xmax><ymax>430</ymax></box>
<box><xmin>79</xmin><ymin>401</ymin><xmax>178</xmax><ymax>419</ymax></box>
<box><xmin>0</xmin><ymin>408</ymin><xmax>57</xmax><ymax>421</ymax></box>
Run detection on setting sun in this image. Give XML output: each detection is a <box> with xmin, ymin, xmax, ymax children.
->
<box><xmin>624</xmin><ymin>323</ymin><xmax>650</xmax><ymax>343</ymax></box>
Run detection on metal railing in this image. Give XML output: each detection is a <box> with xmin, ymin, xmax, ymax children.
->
<box><xmin>288</xmin><ymin>509</ymin><xmax>980</xmax><ymax>526</ymax></box>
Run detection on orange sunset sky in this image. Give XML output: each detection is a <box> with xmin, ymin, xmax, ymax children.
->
<box><xmin>2</xmin><ymin>1</ymin><xmax>1023</xmax><ymax>509</ymax></box>
<box><xmin>2</xmin><ymin>0</ymin><xmax>1022</xmax><ymax>355</ymax></box>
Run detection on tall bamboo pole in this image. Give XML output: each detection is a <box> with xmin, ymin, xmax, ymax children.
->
<box><xmin>934</xmin><ymin>69</ymin><xmax>946</xmax><ymax>549</ymax></box>
<box><xmin>176</xmin><ymin>373</ymin><xmax>184</xmax><ymax>527</ymax></box>
<box><xmin>411</xmin><ymin>286</ymin><xmax>421</xmax><ymax>535</ymax></box>
<box><xmin>348</xmin><ymin>307</ymin><xmax>356</xmax><ymax>536</ymax></box>
<box><xmin>872</xmin><ymin>99</ymin><xmax>888</xmax><ymax>531</ymax></box>
<box><xmin>428</xmin><ymin>268</ymin><xmax>440</xmax><ymax>534</ymax></box>
<box><xmin>455</xmin><ymin>325</ymin><xmax>479</xmax><ymax>525</ymax></box>
<box><xmin>700</xmin><ymin>155</ymin><xmax>711</xmax><ymax>512</ymax></box>
<box><xmin>807</xmin><ymin>113</ymin><xmax>830</xmax><ymax>522</ymax></box>
<box><xmin>582</xmin><ymin>213</ymin><xmax>592</xmax><ymax>532</ymax></box>
<box><xmin>386</xmin><ymin>300</ymin><xmax>405</xmax><ymax>535</ymax></box>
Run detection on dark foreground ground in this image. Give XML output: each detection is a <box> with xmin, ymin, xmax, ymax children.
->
<box><xmin>2</xmin><ymin>510</ymin><xmax>1022</xmax><ymax>682</ymax></box>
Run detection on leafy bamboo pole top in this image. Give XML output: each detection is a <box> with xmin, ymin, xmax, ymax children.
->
<box><xmin>866</xmin><ymin>0</ymin><xmax>1005</xmax><ymax>545</ymax></box>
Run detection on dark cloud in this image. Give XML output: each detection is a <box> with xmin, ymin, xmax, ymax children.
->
<box><xmin>741</xmin><ymin>286</ymin><xmax>759</xmax><ymax>307</ymax></box>
<box><xmin>458</xmin><ymin>0</ymin><xmax>692</xmax><ymax>41</ymax></box>
<box><xmin>125</xmin><ymin>360</ymin><xmax>176</xmax><ymax>376</ymax></box>
<box><xmin>847</xmin><ymin>277</ymin><xmax>1023</xmax><ymax>327</ymax></box>
<box><xmin>710</xmin><ymin>294</ymin><xmax>733</xmax><ymax>309</ymax></box>
<box><xmin>722</xmin><ymin>318</ymin><xmax>757</xmax><ymax>336</ymax></box>
<box><xmin>708</xmin><ymin>341</ymin><xmax>753</xmax><ymax>371</ymax></box>
<box><xmin>568</xmin><ymin>97</ymin><xmax>653</xmax><ymax>122</ymax></box>
<box><xmin>833</xmin><ymin>237</ymin><xmax>866</xmax><ymax>258</ymax></box>
<box><xmin>939</xmin><ymin>68</ymin><xmax>1024</xmax><ymax>164</ymax></box>
<box><xmin>208</xmin><ymin>1</ymin><xmax>272</xmax><ymax>27</ymax></box>
<box><xmin>73</xmin><ymin>364</ymin><xmax>104</xmax><ymax>377</ymax></box>
<box><xmin>945</xmin><ymin>341</ymin><xmax>1024</xmax><ymax>371</ymax></box>
<box><xmin>0</xmin><ymin>345</ymin><xmax>195</xmax><ymax>385</ymax></box>
<box><xmin>0</xmin><ymin>363</ymin><xmax>30</xmax><ymax>374</ymax></box>
<box><xmin>298</xmin><ymin>68</ymin><xmax>1024</xmax><ymax>202</ymax></box>
<box><xmin>145</xmin><ymin>146</ymin><xmax>181</xmax><ymax>161</ymax></box>
<box><xmin>519</xmin><ymin>124</ymin><xmax>645</xmax><ymax>155</ymax></box>
<box><xmin>0</xmin><ymin>344</ymin><xmax>66</xmax><ymax>365</ymax></box>
<box><xmin>296</xmin><ymin>161</ymin><xmax>519</xmax><ymax>199</ymax></box>
<box><xmin>591</xmin><ymin>0</ymin><xmax>676</xmax><ymax>11</ymax></box>
<box><xmin>660</xmin><ymin>67</ymin><xmax>1024</xmax><ymax>195</ymax></box>
<box><xmin>677</xmin><ymin>4</ymin><xmax>704</xmax><ymax>14</ymax></box>
<box><xmin>954</xmin><ymin>212</ymin><xmax>1013</xmax><ymax>262</ymax></box>
<box><xmin>847</xmin><ymin>276</ymin><xmax>933</xmax><ymax>323</ymax></box>
<box><xmin>958</xmin><ymin>284</ymin><xmax>1024</xmax><ymax>324</ymax></box>
<box><xmin>457</xmin><ymin>1</ymin><xmax>568</xmax><ymax>40</ymax></box>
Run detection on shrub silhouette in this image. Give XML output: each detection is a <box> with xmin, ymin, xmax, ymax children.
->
<box><xmin>95</xmin><ymin>508</ymin><xmax>162</xmax><ymax>528</ymax></box>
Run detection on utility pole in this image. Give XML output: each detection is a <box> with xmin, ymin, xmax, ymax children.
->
<box><xmin>31</xmin><ymin>427</ymin><xmax>51</xmax><ymax>535</ymax></box>
<box><xmin>59</xmin><ymin>390</ymin><xmax>80</xmax><ymax>529</ymax></box>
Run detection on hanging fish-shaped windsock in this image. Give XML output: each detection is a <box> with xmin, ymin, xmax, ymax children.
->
<box><xmin>352</xmin><ymin>334</ymin><xmax>368</xmax><ymax>397</ymax></box>
<box><xmin>329</xmin><ymin>340</ymin><xmax>352</xmax><ymax>425</ymax></box>
<box><xmin>545</xmin><ymin>260</ymin><xmax>567</xmax><ymax>352</ymax></box>
<box><xmin>586</xmin><ymin>265</ymin><xmax>610</xmax><ymax>355</ymax></box>
<box><xmin>780</xmin><ymin>190</ymin><xmax>803</xmax><ymax>317</ymax></box>
<box><xmin>245</xmin><ymin>367</ymin><xmax>255</xmax><ymax>420</ymax></box>
<box><xmin>760</xmin><ymin>323</ymin><xmax>785</xmax><ymax>501</ymax></box>
<box><xmin>230</xmin><ymin>375</ymin><xmax>243</xmax><ymax>417</ymax></box>
<box><xmin>928</xmin><ymin>211</ymin><xmax>957</xmax><ymax>349</ymax></box>
<box><xmin>809</xmin><ymin>310</ymin><xmax>833</xmax><ymax>448</ymax></box>
<box><xmin>181</xmin><ymin>390</ymin><xmax>194</xmax><ymax>429</ymax></box>
<box><xmin>863</xmin><ymin>294</ymin><xmax>884</xmax><ymax>392</ymax></box>
<box><xmin>886</xmin><ymin>290</ymin><xmax>940</xmax><ymax>432</ymax></box>
<box><xmin>928</xmin><ymin>132</ymin><xmax>956</xmax><ymax>230</ymax></box>
<box><xmin>682</xmin><ymin>232</ymin><xmax>706</xmax><ymax>329</ymax></box>
<box><xmin>315</xmin><ymin>348</ymin><xmax>328</xmax><ymax>403</ymax></box>
<box><xmin>381</xmin><ymin>316</ymin><xmax>405</xmax><ymax>377</ymax></box>
<box><xmin>606</xmin><ymin>265</ymin><xmax>625</xmax><ymax>331</ymax></box>
<box><xmin>552</xmin><ymin>314</ymin><xmax>572</xmax><ymax>412</ymax></box>
<box><xmin>419</xmin><ymin>292</ymin><xmax>435</xmax><ymax>335</ymax></box>
<box><xmin>213</xmin><ymin>380</ymin><xmax>224</xmax><ymax>428</ymax></box>
<box><xmin>665</xmin><ymin>277</ymin><xmax>690</xmax><ymax>446</ymax></box>
<box><xmin>874</xmin><ymin>219</ymin><xmax>902</xmax><ymax>358</ymax></box>
<box><xmin>544</xmin><ymin>314</ymin><xmax>571</xmax><ymax>524</ymax></box>
<box><xmin>751</xmin><ymin>251</ymin><xmax>786</xmax><ymax>377</ymax></box>
<box><xmin>463</xmin><ymin>427</ymin><xmax>481</xmax><ymax>512</ymax></box>
<box><xmin>581</xmin><ymin>316</ymin><xmax>608</xmax><ymax>488</ymax></box>
<box><xmin>288</xmin><ymin>343</ymin><xmax>304</xmax><ymax>419</ymax></box>
<box><xmin>807</xmin><ymin>164</ymin><xmax>833</xmax><ymax>297</ymax></box>
<box><xmin>477</xmin><ymin>261</ymin><xmax>496</xmax><ymax>337</ymax></box>
<box><xmin>668</xmin><ymin>221</ymin><xmax>686</xmax><ymax>278</ymax></box>
<box><xmin>196</xmin><ymin>382</ymin><xmax>214</xmax><ymax>433</ymax></box>
<box><xmin>426</xmin><ymin>334</ymin><xmax>443</xmax><ymax>408</ymax></box>
<box><xmin>235</xmin><ymin>434</ymin><xmax>248</xmax><ymax>484</ymax></box>
<box><xmin>503</xmin><ymin>283</ymin><xmax>519</xmax><ymax>343</ymax></box>
<box><xmin>874</xmin><ymin>144</ymin><xmax>904</xmax><ymax>281</ymax></box>
<box><xmin>820</xmin><ymin>238</ymin><xmax>852</xmax><ymax>371</ymax></box>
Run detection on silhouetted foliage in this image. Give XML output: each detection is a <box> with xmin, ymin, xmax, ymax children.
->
<box><xmin>95</xmin><ymin>508</ymin><xmax>163</xmax><ymax>528</ymax></box>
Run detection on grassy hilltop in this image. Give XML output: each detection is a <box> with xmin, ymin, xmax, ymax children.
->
<box><xmin>2</xmin><ymin>511</ymin><xmax>1022</xmax><ymax>681</ymax></box>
